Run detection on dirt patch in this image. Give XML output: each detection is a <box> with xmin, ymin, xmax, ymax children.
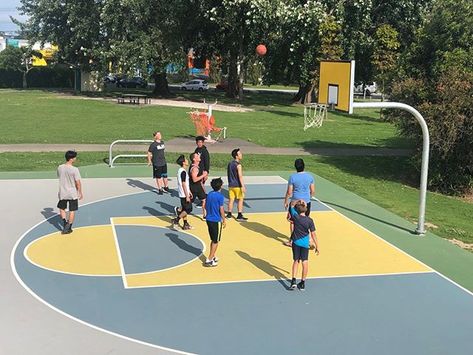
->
<box><xmin>449</xmin><ymin>239</ymin><xmax>473</xmax><ymax>251</ymax></box>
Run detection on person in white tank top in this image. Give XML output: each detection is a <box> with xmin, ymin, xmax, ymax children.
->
<box><xmin>172</xmin><ymin>155</ymin><xmax>193</xmax><ymax>230</ymax></box>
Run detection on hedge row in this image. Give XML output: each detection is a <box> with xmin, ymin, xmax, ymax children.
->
<box><xmin>0</xmin><ymin>66</ymin><xmax>74</xmax><ymax>88</ymax></box>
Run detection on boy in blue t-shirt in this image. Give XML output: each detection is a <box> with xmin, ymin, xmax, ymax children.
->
<box><xmin>204</xmin><ymin>178</ymin><xmax>227</xmax><ymax>267</ymax></box>
<box><xmin>289</xmin><ymin>200</ymin><xmax>319</xmax><ymax>291</ymax></box>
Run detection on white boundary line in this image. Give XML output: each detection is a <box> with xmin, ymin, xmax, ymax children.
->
<box><xmin>9</xmin><ymin>181</ymin><xmax>473</xmax><ymax>354</ymax></box>
<box><xmin>23</xmin><ymin>225</ymin><xmax>121</xmax><ymax>277</ymax></box>
<box><xmin>111</xmin><ymin>223</ymin><xmax>206</xmax><ymax>281</ymax></box>
<box><xmin>311</xmin><ymin>191</ymin><xmax>473</xmax><ymax>297</ymax></box>
<box><xmin>10</xmin><ymin>190</ymin><xmax>197</xmax><ymax>354</ymax></box>
<box><xmin>110</xmin><ymin>217</ymin><xmax>129</xmax><ymax>288</ymax></box>
<box><xmin>126</xmin><ymin>270</ymin><xmax>435</xmax><ymax>290</ymax></box>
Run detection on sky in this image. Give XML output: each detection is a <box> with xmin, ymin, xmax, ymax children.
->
<box><xmin>0</xmin><ymin>0</ymin><xmax>26</xmax><ymax>32</ymax></box>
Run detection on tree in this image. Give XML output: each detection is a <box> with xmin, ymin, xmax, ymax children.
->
<box><xmin>371</xmin><ymin>24</ymin><xmax>400</xmax><ymax>100</ymax></box>
<box><xmin>0</xmin><ymin>46</ymin><xmax>42</xmax><ymax>88</ymax></box>
<box><xmin>387</xmin><ymin>0</ymin><xmax>473</xmax><ymax>194</ymax></box>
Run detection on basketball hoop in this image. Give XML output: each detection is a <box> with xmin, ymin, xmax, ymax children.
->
<box><xmin>303</xmin><ymin>103</ymin><xmax>327</xmax><ymax>130</ymax></box>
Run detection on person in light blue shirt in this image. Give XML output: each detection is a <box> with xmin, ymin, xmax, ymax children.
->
<box><xmin>283</xmin><ymin>159</ymin><xmax>315</xmax><ymax>246</ymax></box>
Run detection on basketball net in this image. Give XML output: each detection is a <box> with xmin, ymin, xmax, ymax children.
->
<box><xmin>304</xmin><ymin>103</ymin><xmax>327</xmax><ymax>130</ymax></box>
<box><xmin>188</xmin><ymin>103</ymin><xmax>226</xmax><ymax>143</ymax></box>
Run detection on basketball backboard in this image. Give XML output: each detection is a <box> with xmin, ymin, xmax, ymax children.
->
<box><xmin>318</xmin><ymin>60</ymin><xmax>355</xmax><ymax>114</ymax></box>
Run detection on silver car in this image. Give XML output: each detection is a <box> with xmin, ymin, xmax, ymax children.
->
<box><xmin>181</xmin><ymin>79</ymin><xmax>209</xmax><ymax>91</ymax></box>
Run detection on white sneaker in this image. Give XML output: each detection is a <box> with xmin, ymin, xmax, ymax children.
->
<box><xmin>204</xmin><ymin>259</ymin><xmax>218</xmax><ymax>267</ymax></box>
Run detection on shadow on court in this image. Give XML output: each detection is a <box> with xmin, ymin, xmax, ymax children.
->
<box><xmin>323</xmin><ymin>200</ymin><xmax>415</xmax><ymax>234</ymax></box>
<box><xmin>126</xmin><ymin>178</ymin><xmax>155</xmax><ymax>192</ymax></box>
<box><xmin>236</xmin><ymin>250</ymin><xmax>290</xmax><ymax>290</ymax></box>
<box><xmin>239</xmin><ymin>221</ymin><xmax>289</xmax><ymax>245</ymax></box>
<box><xmin>166</xmin><ymin>232</ymin><xmax>202</xmax><ymax>257</ymax></box>
<box><xmin>40</xmin><ymin>207</ymin><xmax>63</xmax><ymax>231</ymax></box>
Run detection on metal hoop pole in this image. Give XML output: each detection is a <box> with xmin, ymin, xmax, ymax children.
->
<box><xmin>352</xmin><ymin>102</ymin><xmax>430</xmax><ymax>235</ymax></box>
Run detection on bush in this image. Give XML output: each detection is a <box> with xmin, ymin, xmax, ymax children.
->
<box><xmin>27</xmin><ymin>66</ymin><xmax>74</xmax><ymax>88</ymax></box>
<box><xmin>388</xmin><ymin>68</ymin><xmax>473</xmax><ymax>194</ymax></box>
<box><xmin>0</xmin><ymin>69</ymin><xmax>22</xmax><ymax>88</ymax></box>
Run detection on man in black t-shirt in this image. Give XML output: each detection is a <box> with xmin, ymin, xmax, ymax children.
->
<box><xmin>194</xmin><ymin>136</ymin><xmax>210</xmax><ymax>183</ymax></box>
<box><xmin>147</xmin><ymin>131</ymin><xmax>169</xmax><ymax>195</ymax></box>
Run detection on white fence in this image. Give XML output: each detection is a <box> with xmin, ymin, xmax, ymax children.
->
<box><xmin>108</xmin><ymin>139</ymin><xmax>153</xmax><ymax>168</ymax></box>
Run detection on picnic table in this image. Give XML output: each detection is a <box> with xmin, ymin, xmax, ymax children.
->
<box><xmin>117</xmin><ymin>94</ymin><xmax>151</xmax><ymax>105</ymax></box>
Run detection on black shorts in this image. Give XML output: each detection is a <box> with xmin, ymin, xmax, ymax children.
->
<box><xmin>207</xmin><ymin>221</ymin><xmax>222</xmax><ymax>243</ymax></box>
<box><xmin>57</xmin><ymin>199</ymin><xmax>78</xmax><ymax>212</ymax></box>
<box><xmin>153</xmin><ymin>164</ymin><xmax>168</xmax><ymax>179</ymax></box>
<box><xmin>180</xmin><ymin>198</ymin><xmax>193</xmax><ymax>214</ymax></box>
<box><xmin>292</xmin><ymin>244</ymin><xmax>309</xmax><ymax>261</ymax></box>
<box><xmin>191</xmin><ymin>184</ymin><xmax>207</xmax><ymax>201</ymax></box>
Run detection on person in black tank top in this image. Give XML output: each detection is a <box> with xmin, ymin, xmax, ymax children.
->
<box><xmin>226</xmin><ymin>148</ymin><xmax>248</xmax><ymax>221</ymax></box>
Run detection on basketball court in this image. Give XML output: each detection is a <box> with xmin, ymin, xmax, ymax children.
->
<box><xmin>7</xmin><ymin>173</ymin><xmax>473</xmax><ymax>354</ymax></box>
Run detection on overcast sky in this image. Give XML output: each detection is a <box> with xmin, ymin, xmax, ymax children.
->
<box><xmin>0</xmin><ymin>0</ymin><xmax>25</xmax><ymax>32</ymax></box>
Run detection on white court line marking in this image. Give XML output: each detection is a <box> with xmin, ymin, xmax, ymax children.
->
<box><xmin>110</xmin><ymin>218</ymin><xmax>129</xmax><ymax>288</ymax></box>
<box><xmin>10</xmin><ymin>180</ymin><xmax>473</xmax><ymax>355</ymax></box>
<box><xmin>10</xmin><ymin>189</ymin><xmax>198</xmax><ymax>354</ymax></box>
<box><xmin>126</xmin><ymin>270</ymin><xmax>435</xmax><ymax>290</ymax></box>
<box><xmin>309</xmin><ymin>188</ymin><xmax>473</xmax><ymax>298</ymax></box>
<box><xmin>23</xmin><ymin>225</ymin><xmax>121</xmax><ymax>277</ymax></box>
<box><xmin>111</xmin><ymin>224</ymin><xmax>206</xmax><ymax>282</ymax></box>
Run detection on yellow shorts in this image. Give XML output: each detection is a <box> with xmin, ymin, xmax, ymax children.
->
<box><xmin>229</xmin><ymin>187</ymin><xmax>245</xmax><ymax>199</ymax></box>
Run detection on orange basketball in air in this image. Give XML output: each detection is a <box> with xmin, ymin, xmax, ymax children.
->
<box><xmin>256</xmin><ymin>44</ymin><xmax>267</xmax><ymax>56</ymax></box>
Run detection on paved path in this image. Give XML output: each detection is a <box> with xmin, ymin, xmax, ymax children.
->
<box><xmin>0</xmin><ymin>138</ymin><xmax>411</xmax><ymax>156</ymax></box>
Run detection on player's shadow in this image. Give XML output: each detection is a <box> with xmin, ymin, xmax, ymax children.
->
<box><xmin>142</xmin><ymin>206</ymin><xmax>174</xmax><ymax>226</ymax></box>
<box><xmin>236</xmin><ymin>250</ymin><xmax>290</xmax><ymax>290</ymax></box>
<box><xmin>166</xmin><ymin>232</ymin><xmax>204</xmax><ymax>261</ymax></box>
<box><xmin>323</xmin><ymin>201</ymin><xmax>415</xmax><ymax>234</ymax></box>
<box><xmin>239</xmin><ymin>221</ymin><xmax>290</xmax><ymax>245</ymax></box>
<box><xmin>126</xmin><ymin>178</ymin><xmax>155</xmax><ymax>192</ymax></box>
<box><xmin>40</xmin><ymin>207</ymin><xmax>63</xmax><ymax>231</ymax></box>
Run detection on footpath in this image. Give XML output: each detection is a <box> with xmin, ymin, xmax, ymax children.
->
<box><xmin>0</xmin><ymin>137</ymin><xmax>411</xmax><ymax>156</ymax></box>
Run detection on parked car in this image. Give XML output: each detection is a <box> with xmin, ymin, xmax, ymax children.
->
<box><xmin>180</xmin><ymin>79</ymin><xmax>209</xmax><ymax>91</ymax></box>
<box><xmin>117</xmin><ymin>77</ymin><xmax>148</xmax><ymax>89</ymax></box>
<box><xmin>354</xmin><ymin>82</ymin><xmax>377</xmax><ymax>95</ymax></box>
<box><xmin>104</xmin><ymin>74</ymin><xmax>119</xmax><ymax>84</ymax></box>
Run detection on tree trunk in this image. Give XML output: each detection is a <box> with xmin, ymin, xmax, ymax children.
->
<box><xmin>226</xmin><ymin>54</ymin><xmax>239</xmax><ymax>99</ymax></box>
<box><xmin>292</xmin><ymin>83</ymin><xmax>312</xmax><ymax>104</ymax></box>
<box><xmin>22</xmin><ymin>71</ymin><xmax>27</xmax><ymax>89</ymax></box>
<box><xmin>152</xmin><ymin>72</ymin><xmax>171</xmax><ymax>97</ymax></box>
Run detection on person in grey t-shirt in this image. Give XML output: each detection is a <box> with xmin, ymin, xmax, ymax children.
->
<box><xmin>57</xmin><ymin>150</ymin><xmax>83</xmax><ymax>234</ymax></box>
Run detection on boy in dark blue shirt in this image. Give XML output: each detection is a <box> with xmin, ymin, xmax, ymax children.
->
<box><xmin>289</xmin><ymin>200</ymin><xmax>319</xmax><ymax>290</ymax></box>
<box><xmin>204</xmin><ymin>178</ymin><xmax>226</xmax><ymax>267</ymax></box>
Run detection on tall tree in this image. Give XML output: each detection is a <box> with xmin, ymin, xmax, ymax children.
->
<box><xmin>0</xmin><ymin>46</ymin><xmax>42</xmax><ymax>88</ymax></box>
<box><xmin>371</xmin><ymin>24</ymin><xmax>400</xmax><ymax>100</ymax></box>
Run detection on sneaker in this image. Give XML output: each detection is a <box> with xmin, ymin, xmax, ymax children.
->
<box><xmin>297</xmin><ymin>280</ymin><xmax>305</xmax><ymax>291</ymax></box>
<box><xmin>204</xmin><ymin>259</ymin><xmax>218</xmax><ymax>267</ymax></box>
<box><xmin>62</xmin><ymin>223</ymin><xmax>73</xmax><ymax>235</ymax></box>
<box><xmin>212</xmin><ymin>256</ymin><xmax>219</xmax><ymax>263</ymax></box>
<box><xmin>202</xmin><ymin>214</ymin><xmax>206</xmax><ymax>220</ymax></box>
<box><xmin>182</xmin><ymin>223</ymin><xmax>194</xmax><ymax>230</ymax></box>
<box><xmin>290</xmin><ymin>278</ymin><xmax>297</xmax><ymax>290</ymax></box>
<box><xmin>236</xmin><ymin>214</ymin><xmax>248</xmax><ymax>221</ymax></box>
<box><xmin>163</xmin><ymin>186</ymin><xmax>170</xmax><ymax>193</ymax></box>
<box><xmin>174</xmin><ymin>206</ymin><xmax>180</xmax><ymax>217</ymax></box>
<box><xmin>158</xmin><ymin>189</ymin><xmax>164</xmax><ymax>195</ymax></box>
<box><xmin>171</xmin><ymin>218</ymin><xmax>179</xmax><ymax>230</ymax></box>
<box><xmin>226</xmin><ymin>212</ymin><xmax>233</xmax><ymax>219</ymax></box>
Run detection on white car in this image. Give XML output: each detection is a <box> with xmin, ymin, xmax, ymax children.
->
<box><xmin>354</xmin><ymin>82</ymin><xmax>377</xmax><ymax>95</ymax></box>
<box><xmin>181</xmin><ymin>79</ymin><xmax>209</xmax><ymax>91</ymax></box>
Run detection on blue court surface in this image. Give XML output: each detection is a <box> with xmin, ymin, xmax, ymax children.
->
<box><xmin>11</xmin><ymin>182</ymin><xmax>473</xmax><ymax>354</ymax></box>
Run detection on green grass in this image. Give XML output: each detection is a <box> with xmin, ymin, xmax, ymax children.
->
<box><xmin>0</xmin><ymin>89</ymin><xmax>411</xmax><ymax>148</ymax></box>
<box><xmin>1</xmin><ymin>151</ymin><xmax>471</xmax><ymax>247</ymax></box>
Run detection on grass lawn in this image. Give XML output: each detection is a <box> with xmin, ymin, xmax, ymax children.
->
<box><xmin>0</xmin><ymin>89</ymin><xmax>411</xmax><ymax>148</ymax></box>
<box><xmin>0</xmin><ymin>89</ymin><xmax>470</xmax><ymax>249</ymax></box>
